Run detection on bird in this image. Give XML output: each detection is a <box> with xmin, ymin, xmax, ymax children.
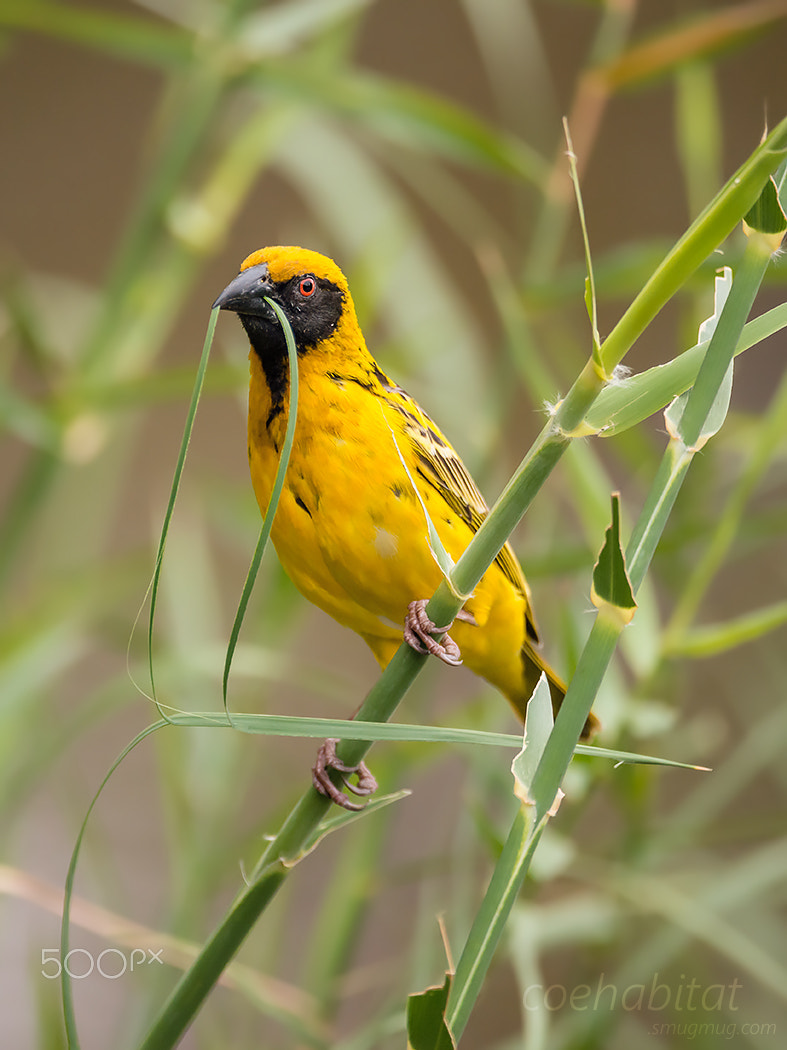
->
<box><xmin>213</xmin><ymin>246</ymin><xmax>597</xmax><ymax>806</ymax></box>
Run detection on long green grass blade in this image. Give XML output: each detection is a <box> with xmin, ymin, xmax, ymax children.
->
<box><xmin>221</xmin><ymin>299</ymin><xmax>299</xmax><ymax>717</ymax></box>
<box><xmin>138</xmin><ymin>711</ymin><xmax>706</xmax><ymax>768</ymax></box>
<box><xmin>598</xmin><ymin>115</ymin><xmax>787</xmax><ymax>374</ymax></box>
<box><xmin>563</xmin><ymin>120</ymin><xmax>601</xmax><ymax>367</ymax></box>
<box><xmin>142</xmin><ymin>308</ymin><xmax>218</xmax><ymax>716</ymax></box>
<box><xmin>446</xmin><ymin>805</ymin><xmax>543</xmax><ymax>1036</ymax></box>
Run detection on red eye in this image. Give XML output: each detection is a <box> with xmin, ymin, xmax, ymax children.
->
<box><xmin>299</xmin><ymin>276</ymin><xmax>316</xmax><ymax>297</ymax></box>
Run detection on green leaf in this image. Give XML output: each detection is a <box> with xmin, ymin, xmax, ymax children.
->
<box><xmin>744</xmin><ymin>174</ymin><xmax>787</xmax><ymax>235</ymax></box>
<box><xmin>574</xmin><ymin>744</ymin><xmax>709</xmax><ymax>771</ymax></box>
<box><xmin>139</xmin><ymin>712</ymin><xmax>711</xmax><ymax>768</ymax></box>
<box><xmin>664</xmin><ymin>264</ymin><xmax>736</xmax><ymax>449</ymax></box>
<box><xmin>590</xmin><ymin>493</ymin><xmax>636</xmax><ymax>622</ymax></box>
<box><xmin>407</xmin><ymin>973</ymin><xmax>456</xmax><ymax>1050</ymax></box>
<box><xmin>664</xmin><ymin>265</ymin><xmax>735</xmax><ymax>448</ymax></box>
<box><xmin>698</xmin><ymin>265</ymin><xmax>733</xmax><ymax>342</ymax></box>
<box><xmin>511</xmin><ymin>674</ymin><xmax>563</xmax><ymax>813</ymax></box>
<box><xmin>302</xmin><ymin>790</ymin><xmax>412</xmax><ymax>856</ymax></box>
<box><xmin>665</xmin><ymin>361</ymin><xmax>733</xmax><ymax>447</ymax></box>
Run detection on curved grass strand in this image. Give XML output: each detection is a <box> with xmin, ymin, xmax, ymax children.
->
<box><xmin>221</xmin><ymin>299</ymin><xmax>299</xmax><ymax>720</ymax></box>
<box><xmin>61</xmin><ymin>722</ymin><xmax>166</xmax><ymax>1050</ymax></box>
<box><xmin>141</xmin><ymin>307</ymin><xmax>218</xmax><ymax>720</ymax></box>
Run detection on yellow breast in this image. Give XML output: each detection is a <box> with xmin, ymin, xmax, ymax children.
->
<box><xmin>247</xmin><ymin>349</ymin><xmax>530</xmax><ymax>700</ymax></box>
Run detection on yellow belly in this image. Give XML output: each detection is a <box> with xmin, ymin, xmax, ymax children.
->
<box><xmin>247</xmin><ymin>355</ymin><xmax>530</xmax><ymax>701</ymax></box>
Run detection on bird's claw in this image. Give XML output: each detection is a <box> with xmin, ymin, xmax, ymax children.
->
<box><xmin>312</xmin><ymin>738</ymin><xmax>378</xmax><ymax>811</ymax></box>
<box><xmin>403</xmin><ymin>599</ymin><xmax>475</xmax><ymax>666</ymax></box>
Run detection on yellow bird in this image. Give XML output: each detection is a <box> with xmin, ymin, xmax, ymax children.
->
<box><xmin>214</xmin><ymin>246</ymin><xmax>596</xmax><ymax>805</ymax></box>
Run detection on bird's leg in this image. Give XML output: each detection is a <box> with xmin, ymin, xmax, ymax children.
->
<box><xmin>403</xmin><ymin>599</ymin><xmax>477</xmax><ymax>666</ymax></box>
<box><xmin>312</xmin><ymin>738</ymin><xmax>378</xmax><ymax>811</ymax></box>
<box><xmin>314</xmin><ymin>601</ymin><xmax>477</xmax><ymax>808</ymax></box>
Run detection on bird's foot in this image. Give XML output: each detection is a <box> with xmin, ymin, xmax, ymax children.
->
<box><xmin>312</xmin><ymin>738</ymin><xmax>378</xmax><ymax>811</ymax></box>
<box><xmin>403</xmin><ymin>599</ymin><xmax>476</xmax><ymax>666</ymax></box>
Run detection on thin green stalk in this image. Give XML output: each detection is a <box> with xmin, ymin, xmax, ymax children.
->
<box><xmin>303</xmin><ymin>810</ymin><xmax>390</xmax><ymax>1021</ymax></box>
<box><xmin>441</xmin><ymin>123</ymin><xmax>787</xmax><ymax>632</ymax></box>
<box><xmin>599</xmin><ymin>117</ymin><xmax>787</xmax><ymax>375</ymax></box>
<box><xmin>138</xmin><ymin>865</ymin><xmax>291</xmax><ymax>1050</ymax></box>
<box><xmin>445</xmin><ymin>805</ymin><xmax>543</xmax><ymax>1032</ymax></box>
<box><xmin>445</xmin><ymin>611</ymin><xmax>621</xmax><ymax>1040</ymax></box>
<box><xmin>627</xmin><ymin>240</ymin><xmax>773</xmax><ymax>593</ymax></box>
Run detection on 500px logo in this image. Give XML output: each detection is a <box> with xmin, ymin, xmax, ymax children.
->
<box><xmin>41</xmin><ymin>947</ymin><xmax>164</xmax><ymax>979</ymax></box>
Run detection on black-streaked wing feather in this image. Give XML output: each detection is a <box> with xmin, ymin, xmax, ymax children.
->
<box><xmin>390</xmin><ymin>393</ymin><xmax>541</xmax><ymax>645</ymax></box>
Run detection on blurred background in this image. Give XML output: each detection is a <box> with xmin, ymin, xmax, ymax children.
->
<box><xmin>2</xmin><ymin>1</ymin><xmax>787</xmax><ymax>1047</ymax></box>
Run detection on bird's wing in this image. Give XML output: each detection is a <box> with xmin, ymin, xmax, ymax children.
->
<box><xmin>384</xmin><ymin>389</ymin><xmax>540</xmax><ymax>644</ymax></box>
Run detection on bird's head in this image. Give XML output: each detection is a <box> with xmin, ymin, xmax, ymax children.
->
<box><xmin>213</xmin><ymin>246</ymin><xmax>355</xmax><ymax>359</ymax></box>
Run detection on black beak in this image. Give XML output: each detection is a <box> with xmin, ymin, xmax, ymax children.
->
<box><xmin>212</xmin><ymin>263</ymin><xmax>276</xmax><ymax>317</ymax></box>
